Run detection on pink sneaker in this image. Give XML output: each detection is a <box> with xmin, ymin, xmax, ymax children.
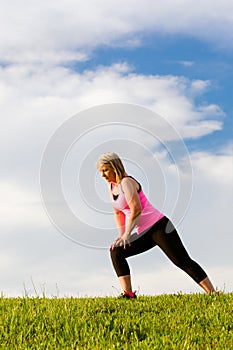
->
<box><xmin>118</xmin><ymin>291</ymin><xmax>137</xmax><ymax>299</ymax></box>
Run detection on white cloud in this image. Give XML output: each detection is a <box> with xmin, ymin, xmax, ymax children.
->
<box><xmin>0</xmin><ymin>0</ymin><xmax>233</xmax><ymax>65</ymax></box>
<box><xmin>178</xmin><ymin>61</ymin><xmax>195</xmax><ymax>68</ymax></box>
<box><xmin>189</xmin><ymin>80</ymin><xmax>210</xmax><ymax>94</ymax></box>
<box><xmin>0</xmin><ymin>182</ymin><xmax>48</xmax><ymax>228</ymax></box>
<box><xmin>0</xmin><ymin>63</ymin><xmax>223</xmax><ymax>150</ymax></box>
<box><xmin>191</xmin><ymin>144</ymin><xmax>233</xmax><ymax>185</ymax></box>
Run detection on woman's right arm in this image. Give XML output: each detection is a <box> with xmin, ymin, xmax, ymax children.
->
<box><xmin>107</xmin><ymin>184</ymin><xmax>126</xmax><ymax>236</ymax></box>
<box><xmin>110</xmin><ymin>209</ymin><xmax>126</xmax><ymax>250</ymax></box>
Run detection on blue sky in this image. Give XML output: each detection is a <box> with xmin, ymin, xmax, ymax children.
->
<box><xmin>0</xmin><ymin>0</ymin><xmax>232</xmax><ymax>297</ymax></box>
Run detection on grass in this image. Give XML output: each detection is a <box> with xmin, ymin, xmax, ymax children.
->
<box><xmin>0</xmin><ymin>293</ymin><xmax>232</xmax><ymax>349</ymax></box>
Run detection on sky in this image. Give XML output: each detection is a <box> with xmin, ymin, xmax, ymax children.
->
<box><xmin>0</xmin><ymin>0</ymin><xmax>232</xmax><ymax>297</ymax></box>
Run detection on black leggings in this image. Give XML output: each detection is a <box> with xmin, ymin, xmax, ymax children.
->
<box><xmin>110</xmin><ymin>216</ymin><xmax>207</xmax><ymax>284</ymax></box>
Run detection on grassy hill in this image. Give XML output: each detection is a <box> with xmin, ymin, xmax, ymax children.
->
<box><xmin>1</xmin><ymin>293</ymin><xmax>232</xmax><ymax>349</ymax></box>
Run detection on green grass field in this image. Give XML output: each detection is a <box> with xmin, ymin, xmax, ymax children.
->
<box><xmin>1</xmin><ymin>293</ymin><xmax>232</xmax><ymax>349</ymax></box>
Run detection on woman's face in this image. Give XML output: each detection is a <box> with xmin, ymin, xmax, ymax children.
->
<box><xmin>99</xmin><ymin>164</ymin><xmax>116</xmax><ymax>183</ymax></box>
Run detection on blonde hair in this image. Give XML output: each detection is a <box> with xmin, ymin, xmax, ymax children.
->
<box><xmin>96</xmin><ymin>152</ymin><xmax>126</xmax><ymax>183</ymax></box>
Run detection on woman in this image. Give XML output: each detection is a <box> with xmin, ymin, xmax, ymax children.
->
<box><xmin>96</xmin><ymin>152</ymin><xmax>217</xmax><ymax>298</ymax></box>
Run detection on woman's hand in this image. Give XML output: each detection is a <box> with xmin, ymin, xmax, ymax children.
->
<box><xmin>110</xmin><ymin>232</ymin><xmax>131</xmax><ymax>250</ymax></box>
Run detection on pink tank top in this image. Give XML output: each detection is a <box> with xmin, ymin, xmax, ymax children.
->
<box><xmin>111</xmin><ymin>177</ymin><xmax>164</xmax><ymax>234</ymax></box>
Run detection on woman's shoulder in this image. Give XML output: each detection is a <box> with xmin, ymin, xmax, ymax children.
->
<box><xmin>121</xmin><ymin>176</ymin><xmax>140</xmax><ymax>192</ymax></box>
<box><xmin>121</xmin><ymin>176</ymin><xmax>134</xmax><ymax>184</ymax></box>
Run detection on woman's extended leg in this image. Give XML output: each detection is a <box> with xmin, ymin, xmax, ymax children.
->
<box><xmin>151</xmin><ymin>217</ymin><xmax>216</xmax><ymax>293</ymax></box>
